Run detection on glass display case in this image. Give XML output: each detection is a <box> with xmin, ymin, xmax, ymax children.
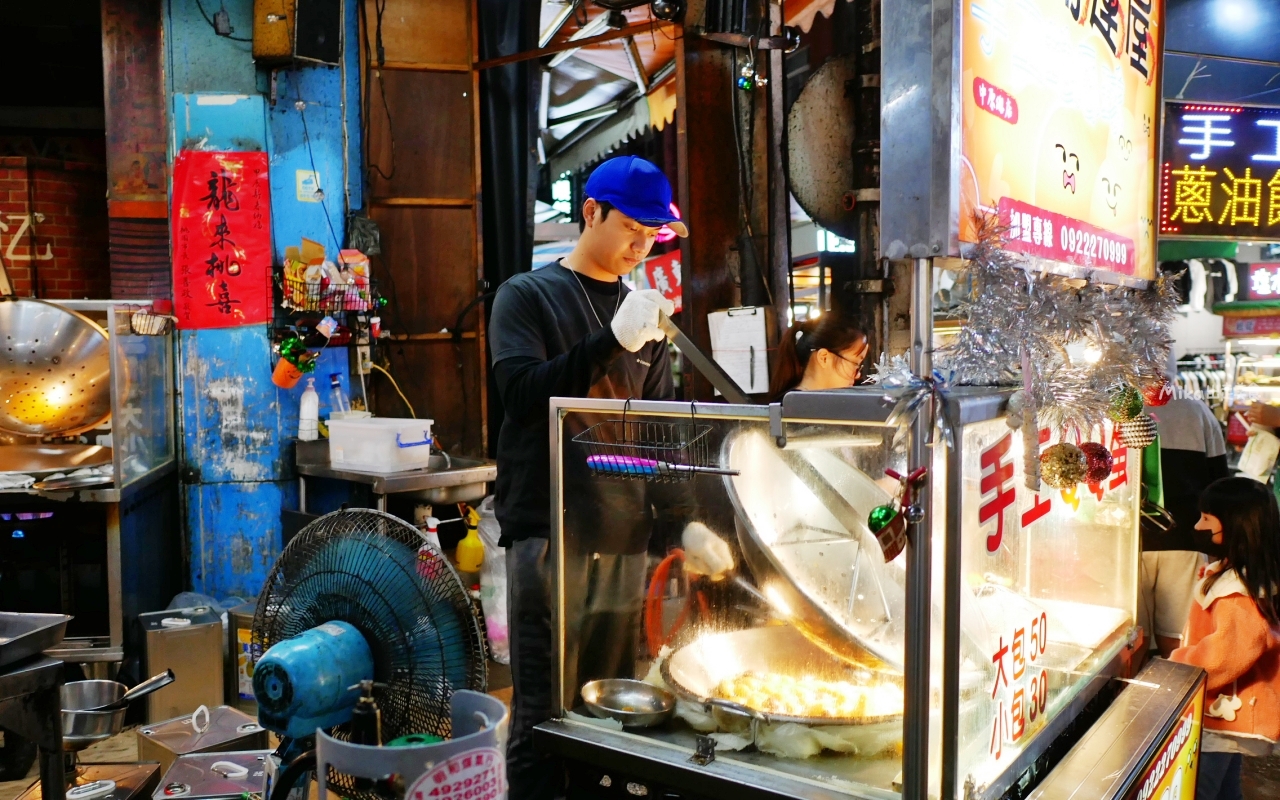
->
<box><xmin>64</xmin><ymin>300</ymin><xmax>176</xmax><ymax>498</ymax></box>
<box><xmin>539</xmin><ymin>388</ymin><xmax>1142</xmax><ymax>800</ymax></box>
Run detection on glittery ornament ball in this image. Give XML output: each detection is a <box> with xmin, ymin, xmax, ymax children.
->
<box><xmin>1008</xmin><ymin>390</ymin><xmax>1026</xmax><ymax>416</ymax></box>
<box><xmin>1108</xmin><ymin>386</ymin><xmax>1145</xmax><ymax>422</ymax></box>
<box><xmin>868</xmin><ymin>504</ymin><xmax>899</xmax><ymax>533</ymax></box>
<box><xmin>1078</xmin><ymin>442</ymin><xmax>1114</xmax><ymax>484</ymax></box>
<box><xmin>1142</xmin><ymin>380</ymin><xmax>1173</xmax><ymax>407</ymax></box>
<box><xmin>1118</xmin><ymin>414</ymin><xmax>1158</xmax><ymax>448</ymax></box>
<box><xmin>1040</xmin><ymin>443</ymin><xmax>1087</xmax><ymax>489</ymax></box>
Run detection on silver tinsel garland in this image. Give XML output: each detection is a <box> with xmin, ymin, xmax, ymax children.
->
<box><xmin>936</xmin><ymin>214</ymin><xmax>1181</xmax><ymax>432</ymax></box>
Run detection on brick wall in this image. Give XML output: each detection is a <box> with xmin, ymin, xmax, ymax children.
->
<box><xmin>0</xmin><ymin>156</ymin><xmax>110</xmax><ymax>299</ymax></box>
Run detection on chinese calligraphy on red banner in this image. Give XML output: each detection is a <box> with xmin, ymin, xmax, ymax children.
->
<box><xmin>644</xmin><ymin>250</ymin><xmax>683</xmax><ymax>313</ymax></box>
<box><xmin>171</xmin><ymin>151</ymin><xmax>271</xmax><ymax>329</ymax></box>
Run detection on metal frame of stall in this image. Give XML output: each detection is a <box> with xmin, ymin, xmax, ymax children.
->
<box><xmin>535</xmin><ymin>384</ymin><xmax>1172</xmax><ymax>793</ymax></box>
<box><xmin>1</xmin><ymin>300</ymin><xmax>178</xmax><ymax>665</ymax></box>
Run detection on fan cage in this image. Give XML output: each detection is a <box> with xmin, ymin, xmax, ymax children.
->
<box><xmin>250</xmin><ymin>508</ymin><xmax>487</xmax><ymax>798</ymax></box>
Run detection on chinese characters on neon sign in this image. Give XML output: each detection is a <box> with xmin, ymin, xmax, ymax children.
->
<box><xmin>1161</xmin><ymin>103</ymin><xmax>1280</xmax><ymax>239</ymax></box>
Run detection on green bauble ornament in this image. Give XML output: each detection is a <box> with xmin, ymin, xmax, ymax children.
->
<box><xmin>1039</xmin><ymin>442</ymin><xmax>1087</xmax><ymax>489</ymax></box>
<box><xmin>867</xmin><ymin>504</ymin><xmax>907</xmax><ymax>562</ymax></box>
<box><xmin>868</xmin><ymin>504</ymin><xmax>898</xmax><ymax>533</ymax></box>
<box><xmin>1108</xmin><ymin>385</ymin><xmax>1144</xmax><ymax>422</ymax></box>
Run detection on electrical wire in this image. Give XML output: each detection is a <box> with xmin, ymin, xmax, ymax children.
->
<box><xmin>194</xmin><ymin>0</ymin><xmax>253</xmax><ymax>42</ymax></box>
<box><xmin>359</xmin><ymin>0</ymin><xmax>397</xmax><ymax>181</ymax></box>
<box><xmin>370</xmin><ymin>363</ymin><xmax>416</xmax><ymax>418</ymax></box>
<box><xmin>292</xmin><ymin>69</ymin><xmax>345</xmax><ymax>256</ymax></box>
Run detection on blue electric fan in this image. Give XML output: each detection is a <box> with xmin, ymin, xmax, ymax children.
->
<box><xmin>248</xmin><ymin>507</ymin><xmax>487</xmax><ymax>798</ymax></box>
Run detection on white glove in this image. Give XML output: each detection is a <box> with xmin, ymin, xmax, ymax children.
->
<box><xmin>610</xmin><ymin>290</ymin><xmax>675</xmax><ymax>352</ymax></box>
<box><xmin>682</xmin><ymin>522</ymin><xmax>735</xmax><ymax>581</ymax></box>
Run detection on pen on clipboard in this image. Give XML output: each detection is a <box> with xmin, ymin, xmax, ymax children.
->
<box><xmin>749</xmin><ymin>346</ymin><xmax>755</xmax><ymax>390</ymax></box>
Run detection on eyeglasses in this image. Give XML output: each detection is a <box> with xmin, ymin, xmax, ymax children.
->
<box><xmin>832</xmin><ymin>349</ymin><xmax>866</xmax><ymax>376</ymax></box>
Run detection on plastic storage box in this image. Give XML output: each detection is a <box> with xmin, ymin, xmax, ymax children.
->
<box><xmin>327</xmin><ymin>417</ymin><xmax>435</xmax><ymax>473</ymax></box>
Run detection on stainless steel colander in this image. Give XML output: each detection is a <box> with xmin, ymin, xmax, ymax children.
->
<box><xmin>0</xmin><ymin>299</ymin><xmax>112</xmax><ymax>437</ymax></box>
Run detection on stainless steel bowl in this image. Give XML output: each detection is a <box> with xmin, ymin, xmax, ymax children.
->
<box><xmin>61</xmin><ymin>680</ymin><xmax>127</xmax><ymax>751</ymax></box>
<box><xmin>0</xmin><ymin>299</ymin><xmax>112</xmax><ymax>437</ymax></box>
<box><xmin>581</xmin><ymin>679</ymin><xmax>675</xmax><ymax>728</ymax></box>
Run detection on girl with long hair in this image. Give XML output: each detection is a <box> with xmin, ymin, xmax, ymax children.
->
<box><xmin>768</xmin><ymin>313</ymin><xmax>869</xmax><ymax>401</ymax></box>
<box><xmin>1171</xmin><ymin>477</ymin><xmax>1280</xmax><ymax>800</ymax></box>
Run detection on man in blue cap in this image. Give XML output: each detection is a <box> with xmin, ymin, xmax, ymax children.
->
<box><xmin>489</xmin><ymin>156</ymin><xmax>688</xmax><ymax>799</ymax></box>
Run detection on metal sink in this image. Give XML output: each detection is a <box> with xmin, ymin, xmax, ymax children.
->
<box><xmin>295</xmin><ymin>440</ymin><xmax>495</xmax><ymax>504</ymax></box>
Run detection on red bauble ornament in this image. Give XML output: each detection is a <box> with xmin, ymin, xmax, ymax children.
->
<box><xmin>1142</xmin><ymin>380</ymin><xmax>1173</xmax><ymax>407</ymax></box>
<box><xmin>1078</xmin><ymin>442</ymin><xmax>1114</xmax><ymax>484</ymax></box>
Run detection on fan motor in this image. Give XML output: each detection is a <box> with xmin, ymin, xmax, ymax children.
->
<box><xmin>252</xmin><ymin>621</ymin><xmax>375</xmax><ymax>739</ymax></box>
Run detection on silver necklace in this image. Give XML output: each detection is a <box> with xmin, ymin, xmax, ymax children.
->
<box><xmin>568</xmin><ymin>266</ymin><xmax>621</xmax><ymax>330</ymax></box>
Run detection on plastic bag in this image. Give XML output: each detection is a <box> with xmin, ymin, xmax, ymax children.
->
<box><xmin>476</xmin><ymin>496</ymin><xmax>509</xmax><ymax>664</ymax></box>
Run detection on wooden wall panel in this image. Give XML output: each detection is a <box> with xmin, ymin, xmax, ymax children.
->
<box><xmin>361</xmin><ymin>0</ymin><xmax>485</xmax><ymax>455</ymax></box>
<box><xmin>370</xmin><ymin>206</ymin><xmax>477</xmax><ymax>333</ymax></box>
<box><xmin>366</xmin><ymin>0</ymin><xmax>472</xmax><ymax>66</ymax></box>
<box><xmin>366</xmin><ymin>71</ymin><xmax>475</xmax><ymax>200</ymax></box>
<box><xmin>378</xmin><ymin>340</ymin><xmax>484</xmax><ymax>456</ymax></box>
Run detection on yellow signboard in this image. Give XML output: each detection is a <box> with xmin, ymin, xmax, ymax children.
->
<box><xmin>959</xmin><ymin>0</ymin><xmax>1162</xmax><ymax>279</ymax></box>
<box><xmin>1126</xmin><ymin>679</ymin><xmax>1203</xmax><ymax>800</ymax></box>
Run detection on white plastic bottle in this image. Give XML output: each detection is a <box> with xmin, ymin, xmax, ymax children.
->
<box><xmin>298</xmin><ymin>378</ymin><xmax>319</xmax><ymax>441</ymax></box>
<box><xmin>328</xmin><ymin>372</ymin><xmax>350</xmax><ymax>418</ymax></box>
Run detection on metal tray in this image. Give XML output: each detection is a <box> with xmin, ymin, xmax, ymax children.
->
<box><xmin>0</xmin><ymin>444</ymin><xmax>112</xmax><ymax>476</ymax></box>
<box><xmin>0</xmin><ymin>612</ymin><xmax>70</xmax><ymax>667</ymax></box>
<box><xmin>33</xmin><ymin>473</ymin><xmax>113</xmax><ymax>491</ymax></box>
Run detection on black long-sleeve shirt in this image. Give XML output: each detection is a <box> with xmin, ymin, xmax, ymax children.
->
<box><xmin>489</xmin><ymin>263</ymin><xmax>674</xmax><ymax>547</ymax></box>
<box><xmin>1146</xmin><ymin>398</ymin><xmax>1229</xmax><ymax>554</ymax></box>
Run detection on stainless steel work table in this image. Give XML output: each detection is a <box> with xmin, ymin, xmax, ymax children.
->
<box><xmin>295</xmin><ymin>440</ymin><xmax>496</xmax><ymax>512</ymax></box>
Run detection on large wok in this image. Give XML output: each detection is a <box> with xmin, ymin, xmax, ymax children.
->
<box><xmin>0</xmin><ymin>299</ymin><xmax>112</xmax><ymax>437</ymax></box>
<box><xmin>662</xmin><ymin>625</ymin><xmax>901</xmax><ymax>728</ymax></box>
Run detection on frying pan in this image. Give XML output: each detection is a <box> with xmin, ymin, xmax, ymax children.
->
<box><xmin>661</xmin><ymin>625</ymin><xmax>901</xmax><ymax>727</ymax></box>
<box><xmin>0</xmin><ymin>299</ymin><xmax>112</xmax><ymax>437</ymax></box>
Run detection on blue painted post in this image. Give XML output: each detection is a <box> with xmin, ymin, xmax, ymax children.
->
<box><xmin>166</xmin><ymin>0</ymin><xmax>363</xmax><ymax>600</ymax></box>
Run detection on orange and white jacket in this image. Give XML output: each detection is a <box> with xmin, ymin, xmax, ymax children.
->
<box><xmin>1171</xmin><ymin>562</ymin><xmax>1280</xmax><ymax>745</ymax></box>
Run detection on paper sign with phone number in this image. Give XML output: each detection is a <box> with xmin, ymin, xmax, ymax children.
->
<box><xmin>406</xmin><ymin>747</ymin><xmax>505</xmax><ymax>800</ymax></box>
<box><xmin>998</xmin><ymin>198</ymin><xmax>1136</xmax><ymax>273</ymax></box>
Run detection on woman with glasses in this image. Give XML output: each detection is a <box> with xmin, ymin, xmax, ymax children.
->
<box><xmin>767</xmin><ymin>313</ymin><xmax>869</xmax><ymax>401</ymax></box>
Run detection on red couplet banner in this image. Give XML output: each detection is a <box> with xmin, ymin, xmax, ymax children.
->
<box><xmin>171</xmin><ymin>151</ymin><xmax>272</xmax><ymax>329</ymax></box>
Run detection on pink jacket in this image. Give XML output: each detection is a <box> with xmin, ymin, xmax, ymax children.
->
<box><xmin>1171</xmin><ymin>562</ymin><xmax>1280</xmax><ymax>743</ymax></box>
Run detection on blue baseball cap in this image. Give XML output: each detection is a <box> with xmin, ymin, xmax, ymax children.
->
<box><xmin>583</xmin><ymin>156</ymin><xmax>688</xmax><ymax>237</ymax></box>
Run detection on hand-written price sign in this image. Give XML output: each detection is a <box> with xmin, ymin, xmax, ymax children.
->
<box><xmin>171</xmin><ymin>151</ymin><xmax>272</xmax><ymax>329</ymax></box>
<box><xmin>989</xmin><ymin>611</ymin><xmax>1051</xmax><ymax>759</ymax></box>
<box><xmin>1160</xmin><ymin>102</ymin><xmax>1280</xmax><ymax>241</ymax></box>
<box><xmin>405</xmin><ymin>747</ymin><xmax>505</xmax><ymax>800</ymax></box>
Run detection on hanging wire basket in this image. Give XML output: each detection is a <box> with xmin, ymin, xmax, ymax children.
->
<box><xmin>129</xmin><ymin>309</ymin><xmax>175</xmax><ymax>336</ymax></box>
<box><xmin>572</xmin><ymin>402</ymin><xmax>719</xmax><ymax>483</ymax></box>
<box><xmin>280</xmin><ymin>275</ymin><xmax>376</xmax><ymax>313</ymax></box>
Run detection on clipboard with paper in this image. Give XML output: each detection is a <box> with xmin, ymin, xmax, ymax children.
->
<box><xmin>707</xmin><ymin>307</ymin><xmax>769</xmax><ymax>396</ymax></box>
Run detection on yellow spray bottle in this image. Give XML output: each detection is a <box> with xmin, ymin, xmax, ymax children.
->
<box><xmin>455</xmin><ymin>504</ymin><xmax>485</xmax><ymax>573</ymax></box>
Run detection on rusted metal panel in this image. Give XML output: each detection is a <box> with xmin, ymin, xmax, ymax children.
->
<box><xmin>185</xmin><ymin>479</ymin><xmax>297</xmax><ymax>598</ymax></box>
<box><xmin>180</xmin><ymin>326</ymin><xmax>354</xmax><ymax>482</ymax></box>
<box><xmin>102</xmin><ymin>0</ymin><xmax>169</xmax><ymax>226</ymax></box>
